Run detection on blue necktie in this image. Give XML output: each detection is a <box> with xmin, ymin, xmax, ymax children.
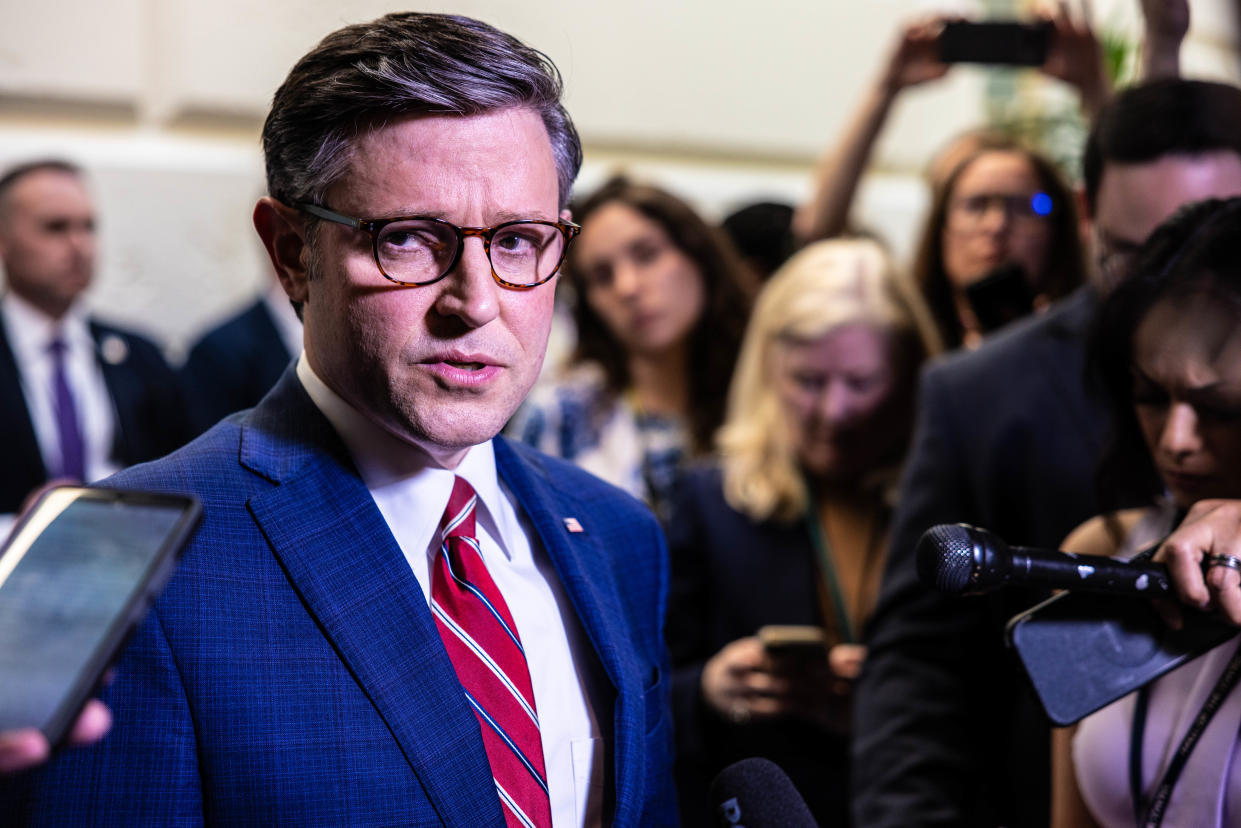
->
<box><xmin>49</xmin><ymin>338</ymin><xmax>85</xmax><ymax>481</ymax></box>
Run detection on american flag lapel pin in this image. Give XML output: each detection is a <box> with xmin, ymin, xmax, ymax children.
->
<box><xmin>562</xmin><ymin>517</ymin><xmax>584</xmax><ymax>534</ymax></box>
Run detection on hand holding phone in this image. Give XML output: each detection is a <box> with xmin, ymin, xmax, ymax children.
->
<box><xmin>0</xmin><ymin>486</ymin><xmax>200</xmax><ymax>747</ymax></box>
<box><xmin>0</xmin><ymin>699</ymin><xmax>111</xmax><ymax>774</ymax></box>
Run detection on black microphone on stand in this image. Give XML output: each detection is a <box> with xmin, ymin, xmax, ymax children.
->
<box><xmin>707</xmin><ymin>757</ymin><xmax>819</xmax><ymax>827</ymax></box>
<box><xmin>916</xmin><ymin>523</ymin><xmax>1173</xmax><ymax>597</ymax></box>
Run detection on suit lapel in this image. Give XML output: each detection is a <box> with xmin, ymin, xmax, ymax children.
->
<box><xmin>495</xmin><ymin>438</ymin><xmax>647</xmax><ymax>825</ymax></box>
<box><xmin>0</xmin><ymin>312</ymin><xmax>46</xmax><ymax>485</ymax></box>
<box><xmin>242</xmin><ymin>375</ymin><xmax>502</xmax><ymax>827</ymax></box>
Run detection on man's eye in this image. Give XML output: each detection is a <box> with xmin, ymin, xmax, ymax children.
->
<box><xmin>494</xmin><ymin>232</ymin><xmax>538</xmax><ymax>255</ymax></box>
<box><xmin>381</xmin><ymin>228</ymin><xmax>449</xmax><ymax>259</ymax></box>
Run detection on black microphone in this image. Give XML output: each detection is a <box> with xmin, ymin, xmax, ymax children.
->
<box><xmin>708</xmin><ymin>757</ymin><xmax>819</xmax><ymax>828</ymax></box>
<box><xmin>916</xmin><ymin>523</ymin><xmax>1173</xmax><ymax>597</ymax></box>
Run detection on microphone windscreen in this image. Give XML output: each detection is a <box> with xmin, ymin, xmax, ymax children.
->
<box><xmin>916</xmin><ymin>523</ymin><xmax>976</xmax><ymax>594</ymax></box>
<box><xmin>707</xmin><ymin>757</ymin><xmax>819</xmax><ymax>828</ymax></box>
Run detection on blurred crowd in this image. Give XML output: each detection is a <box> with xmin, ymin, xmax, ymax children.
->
<box><xmin>6</xmin><ymin>1</ymin><xmax>1241</xmax><ymax>826</ymax></box>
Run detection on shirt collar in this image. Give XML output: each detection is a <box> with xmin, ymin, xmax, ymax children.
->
<box><xmin>2</xmin><ymin>292</ymin><xmax>93</xmax><ymax>359</ymax></box>
<box><xmin>295</xmin><ymin>354</ymin><xmax>516</xmax><ymax>557</ymax></box>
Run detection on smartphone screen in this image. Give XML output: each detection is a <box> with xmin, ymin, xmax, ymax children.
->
<box><xmin>0</xmin><ymin>487</ymin><xmax>200</xmax><ymax>743</ymax></box>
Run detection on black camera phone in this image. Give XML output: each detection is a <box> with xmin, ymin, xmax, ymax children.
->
<box><xmin>1008</xmin><ymin>588</ymin><xmax>1237</xmax><ymax>726</ymax></box>
<box><xmin>0</xmin><ymin>486</ymin><xmax>200</xmax><ymax>745</ymax></box>
<box><xmin>939</xmin><ymin>20</ymin><xmax>1054</xmax><ymax>66</ymax></box>
<box><xmin>966</xmin><ymin>262</ymin><xmax>1037</xmax><ymax>334</ymax></box>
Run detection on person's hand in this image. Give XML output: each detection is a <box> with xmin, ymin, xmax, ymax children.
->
<box><xmin>829</xmin><ymin>642</ymin><xmax>866</xmax><ymax>681</ymax></box>
<box><xmin>701</xmin><ymin>637</ymin><xmax>869</xmax><ymax>732</ymax></box>
<box><xmin>879</xmin><ymin>18</ymin><xmax>952</xmax><ymax>96</ymax></box>
<box><xmin>1154</xmin><ymin>499</ymin><xmax>1241</xmax><ymax>628</ymax></box>
<box><xmin>701</xmin><ymin>637</ymin><xmax>790</xmax><ymax>725</ymax></box>
<box><xmin>1037</xmin><ymin>1</ymin><xmax>1109</xmax><ymax>115</ymax></box>
<box><xmin>0</xmin><ymin>699</ymin><xmax>111</xmax><ymax>774</ymax></box>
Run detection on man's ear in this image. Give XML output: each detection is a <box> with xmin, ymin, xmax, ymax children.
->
<box><xmin>254</xmin><ymin>197</ymin><xmax>310</xmax><ymax>305</ymax></box>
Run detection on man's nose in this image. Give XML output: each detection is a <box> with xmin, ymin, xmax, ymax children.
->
<box><xmin>69</xmin><ymin>225</ymin><xmax>95</xmax><ymax>260</ymax></box>
<box><xmin>432</xmin><ymin>238</ymin><xmax>500</xmax><ymax>328</ymax></box>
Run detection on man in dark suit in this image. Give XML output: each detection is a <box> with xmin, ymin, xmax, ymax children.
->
<box><xmin>5</xmin><ymin>13</ymin><xmax>675</xmax><ymax>826</ymax></box>
<box><xmin>853</xmin><ymin>79</ymin><xmax>1241</xmax><ymax>827</ymax></box>
<box><xmin>0</xmin><ymin>159</ymin><xmax>187</xmax><ymax>517</ymax></box>
<box><xmin>179</xmin><ymin>281</ymin><xmax>300</xmax><ymax>435</ymax></box>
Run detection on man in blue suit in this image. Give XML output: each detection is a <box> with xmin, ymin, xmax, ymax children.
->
<box><xmin>6</xmin><ymin>13</ymin><xmax>675</xmax><ymax>826</ymax></box>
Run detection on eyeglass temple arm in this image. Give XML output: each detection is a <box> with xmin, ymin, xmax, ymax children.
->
<box><xmin>296</xmin><ymin>202</ymin><xmax>362</xmax><ymax>229</ymax></box>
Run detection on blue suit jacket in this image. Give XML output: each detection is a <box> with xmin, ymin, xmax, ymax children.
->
<box><xmin>6</xmin><ymin>371</ymin><xmax>676</xmax><ymax>826</ymax></box>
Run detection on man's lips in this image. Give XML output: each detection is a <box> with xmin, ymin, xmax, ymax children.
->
<box><xmin>419</xmin><ymin>353</ymin><xmax>503</xmax><ymax>387</ymax></box>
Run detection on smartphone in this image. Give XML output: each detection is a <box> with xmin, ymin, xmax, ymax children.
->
<box><xmin>966</xmin><ymin>263</ymin><xmax>1036</xmax><ymax>333</ymax></box>
<box><xmin>0</xmin><ymin>486</ymin><xmax>201</xmax><ymax>745</ymax></box>
<box><xmin>1007</xmin><ymin>590</ymin><xmax>1237</xmax><ymax>726</ymax></box>
<box><xmin>938</xmin><ymin>20</ymin><xmax>1054</xmax><ymax>66</ymax></box>
<box><xmin>758</xmin><ymin>625</ymin><xmax>828</xmax><ymax>667</ymax></box>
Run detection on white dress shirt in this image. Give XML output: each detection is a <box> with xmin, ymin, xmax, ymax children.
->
<box><xmin>296</xmin><ymin>355</ymin><xmax>605</xmax><ymax>827</ymax></box>
<box><xmin>2</xmin><ymin>293</ymin><xmax>120</xmax><ymax>485</ymax></box>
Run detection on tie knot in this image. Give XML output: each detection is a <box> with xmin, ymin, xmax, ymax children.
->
<box><xmin>48</xmin><ymin>337</ymin><xmax>67</xmax><ymax>356</ymax></box>
<box><xmin>440</xmin><ymin>475</ymin><xmax>477</xmax><ymax>540</ymax></box>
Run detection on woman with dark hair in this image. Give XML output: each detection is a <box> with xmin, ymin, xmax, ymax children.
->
<box><xmin>509</xmin><ymin>175</ymin><xmax>755</xmax><ymax>520</ymax></box>
<box><xmin>910</xmin><ymin>135</ymin><xmax>1088</xmax><ymax>349</ymax></box>
<box><xmin>1051</xmin><ymin>196</ymin><xmax>1241</xmax><ymax>827</ymax></box>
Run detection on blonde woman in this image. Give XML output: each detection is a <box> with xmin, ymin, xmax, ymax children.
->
<box><xmin>665</xmin><ymin>238</ymin><xmax>941</xmax><ymax>826</ymax></box>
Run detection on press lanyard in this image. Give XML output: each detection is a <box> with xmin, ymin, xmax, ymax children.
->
<box><xmin>803</xmin><ymin>500</ymin><xmax>856</xmax><ymax>645</ymax></box>
<box><xmin>1128</xmin><ymin>642</ymin><xmax>1241</xmax><ymax>827</ymax></box>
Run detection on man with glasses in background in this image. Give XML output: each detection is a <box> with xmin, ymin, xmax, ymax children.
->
<box><xmin>4</xmin><ymin>13</ymin><xmax>675</xmax><ymax>826</ymax></box>
<box><xmin>854</xmin><ymin>78</ymin><xmax>1241</xmax><ymax>828</ymax></box>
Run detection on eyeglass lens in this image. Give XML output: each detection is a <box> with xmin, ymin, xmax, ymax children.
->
<box><xmin>377</xmin><ymin>219</ymin><xmax>566</xmax><ymax>285</ymax></box>
<box><xmin>951</xmin><ymin>192</ymin><xmax>1053</xmax><ymax>228</ymax></box>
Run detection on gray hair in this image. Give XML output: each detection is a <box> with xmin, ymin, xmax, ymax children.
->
<box><xmin>261</xmin><ymin>12</ymin><xmax>582</xmax><ymax>210</ymax></box>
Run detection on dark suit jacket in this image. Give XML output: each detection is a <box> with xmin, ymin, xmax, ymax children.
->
<box><xmin>666</xmin><ymin>465</ymin><xmax>850</xmax><ymax>828</ymax></box>
<box><xmin>853</xmin><ymin>286</ymin><xmax>1110</xmax><ymax>828</ymax></box>
<box><xmin>0</xmin><ymin>312</ymin><xmax>188</xmax><ymax>513</ymax></box>
<box><xmin>4</xmin><ymin>370</ymin><xmax>676</xmax><ymax>826</ymax></box>
<box><xmin>180</xmin><ymin>299</ymin><xmax>294</xmax><ymax>436</ymax></box>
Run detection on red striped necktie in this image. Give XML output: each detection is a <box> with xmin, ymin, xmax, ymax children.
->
<box><xmin>430</xmin><ymin>475</ymin><xmax>552</xmax><ymax>828</ymax></box>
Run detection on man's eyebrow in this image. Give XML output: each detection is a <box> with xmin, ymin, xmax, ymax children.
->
<box><xmin>372</xmin><ymin>209</ymin><xmax>555</xmax><ymax>224</ymax></box>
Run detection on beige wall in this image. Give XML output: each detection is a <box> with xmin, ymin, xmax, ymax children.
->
<box><xmin>1</xmin><ymin>0</ymin><xmax>1237</xmax><ymax>356</ymax></box>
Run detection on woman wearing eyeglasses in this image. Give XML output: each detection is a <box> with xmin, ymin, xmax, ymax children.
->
<box><xmin>911</xmin><ymin>135</ymin><xmax>1088</xmax><ymax>349</ymax></box>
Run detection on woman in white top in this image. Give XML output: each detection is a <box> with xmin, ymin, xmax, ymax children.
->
<box><xmin>1052</xmin><ymin>196</ymin><xmax>1241</xmax><ymax>827</ymax></box>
